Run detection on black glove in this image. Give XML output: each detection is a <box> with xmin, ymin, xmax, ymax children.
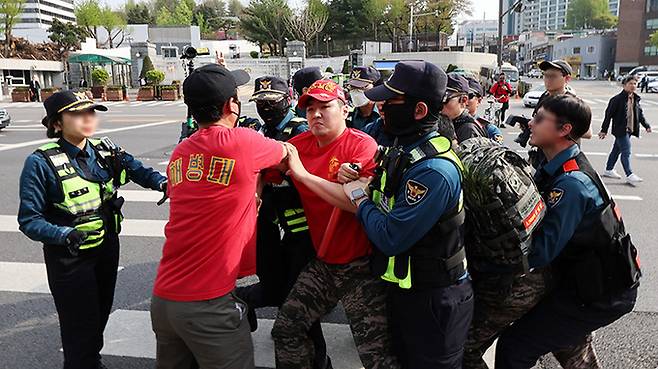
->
<box><xmin>65</xmin><ymin>230</ymin><xmax>87</xmax><ymax>257</ymax></box>
<box><xmin>157</xmin><ymin>180</ymin><xmax>168</xmax><ymax>206</ymax></box>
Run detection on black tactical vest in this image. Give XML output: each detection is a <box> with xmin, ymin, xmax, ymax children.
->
<box><xmin>536</xmin><ymin>152</ymin><xmax>641</xmax><ymax>303</ymax></box>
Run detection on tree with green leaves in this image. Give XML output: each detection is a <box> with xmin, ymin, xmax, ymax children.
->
<box><xmin>157</xmin><ymin>0</ymin><xmax>193</xmax><ymax>26</ymax></box>
<box><xmin>75</xmin><ymin>0</ymin><xmax>102</xmax><ymax>46</ymax></box>
<box><xmin>227</xmin><ymin>0</ymin><xmax>244</xmax><ymax>16</ymax></box>
<box><xmin>48</xmin><ymin>19</ymin><xmax>86</xmax><ymax>57</ymax></box>
<box><xmin>193</xmin><ymin>0</ymin><xmax>230</xmax><ymax>38</ymax></box>
<box><xmin>156</xmin><ymin>8</ymin><xmax>174</xmax><ymax>25</ymax></box>
<box><xmin>650</xmin><ymin>30</ymin><xmax>658</xmax><ymax>48</ymax></box>
<box><xmin>239</xmin><ymin>0</ymin><xmax>292</xmax><ymax>56</ymax></box>
<box><xmin>0</xmin><ymin>0</ymin><xmax>26</xmax><ymax>56</ymax></box>
<box><xmin>284</xmin><ymin>0</ymin><xmax>329</xmax><ymax>55</ymax></box>
<box><xmin>139</xmin><ymin>55</ymin><xmax>155</xmax><ymax>81</ymax></box>
<box><xmin>125</xmin><ymin>0</ymin><xmax>154</xmax><ymax>24</ymax></box>
<box><xmin>100</xmin><ymin>7</ymin><xmax>127</xmax><ymax>48</ymax></box>
<box><xmin>172</xmin><ymin>0</ymin><xmax>193</xmax><ymax>25</ymax></box>
<box><xmin>566</xmin><ymin>0</ymin><xmax>617</xmax><ymax>30</ymax></box>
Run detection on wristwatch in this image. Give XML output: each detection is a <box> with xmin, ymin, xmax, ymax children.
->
<box><xmin>349</xmin><ymin>188</ymin><xmax>368</xmax><ymax>205</ymax></box>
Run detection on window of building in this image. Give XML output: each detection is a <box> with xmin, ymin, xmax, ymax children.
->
<box><xmin>573</xmin><ymin>47</ymin><xmax>581</xmax><ymax>54</ymax></box>
<box><xmin>645</xmin><ymin>46</ymin><xmax>658</xmax><ymax>56</ymax></box>
<box><xmin>162</xmin><ymin>47</ymin><xmax>178</xmax><ymax>58</ymax></box>
<box><xmin>646</xmin><ymin>18</ymin><xmax>658</xmax><ymax>29</ymax></box>
<box><xmin>587</xmin><ymin>46</ymin><xmax>595</xmax><ymax>54</ymax></box>
<box><xmin>648</xmin><ymin>0</ymin><xmax>658</xmax><ymax>13</ymax></box>
<box><xmin>3</xmin><ymin>69</ymin><xmax>30</xmax><ymax>85</ymax></box>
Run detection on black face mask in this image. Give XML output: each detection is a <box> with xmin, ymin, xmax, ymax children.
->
<box><xmin>383</xmin><ymin>99</ymin><xmax>438</xmax><ymax>143</ymax></box>
<box><xmin>257</xmin><ymin>99</ymin><xmax>290</xmax><ymax>127</ymax></box>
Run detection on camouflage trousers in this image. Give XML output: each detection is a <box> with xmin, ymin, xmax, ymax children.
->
<box><xmin>272</xmin><ymin>256</ymin><xmax>400</xmax><ymax>369</ymax></box>
<box><xmin>463</xmin><ymin>268</ymin><xmax>600</xmax><ymax>369</ymax></box>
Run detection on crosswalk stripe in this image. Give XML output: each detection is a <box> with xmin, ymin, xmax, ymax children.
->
<box><xmin>594</xmin><ymin>99</ymin><xmax>609</xmax><ymax>104</ymax></box>
<box><xmin>101</xmin><ymin>309</ymin><xmax>365</xmax><ymax>368</ymax></box>
<box><xmin>581</xmin><ymin>98</ymin><xmax>596</xmax><ymax>105</ymax></box>
<box><xmin>0</xmin><ymin>261</ymin><xmax>125</xmax><ymax>294</ymax></box>
<box><xmin>641</xmin><ymin>100</ymin><xmax>658</xmax><ymax>106</ymax></box>
<box><xmin>0</xmin><ymin>120</ymin><xmax>177</xmax><ymax>152</ymax></box>
<box><xmin>119</xmin><ymin>189</ymin><xmax>167</xmax><ymax>202</ymax></box>
<box><xmin>0</xmin><ymin>215</ymin><xmax>166</xmax><ymax>237</ymax></box>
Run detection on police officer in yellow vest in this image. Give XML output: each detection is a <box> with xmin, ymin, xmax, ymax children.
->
<box><xmin>18</xmin><ymin>91</ymin><xmax>166</xmax><ymax>369</ymax></box>
<box><xmin>342</xmin><ymin>61</ymin><xmax>474</xmax><ymax>369</ymax></box>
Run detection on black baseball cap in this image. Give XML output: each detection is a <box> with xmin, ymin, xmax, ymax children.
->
<box><xmin>365</xmin><ymin>61</ymin><xmax>447</xmax><ymax>103</ymax></box>
<box><xmin>292</xmin><ymin>67</ymin><xmax>323</xmax><ymax>95</ymax></box>
<box><xmin>539</xmin><ymin>59</ymin><xmax>573</xmax><ymax>76</ymax></box>
<box><xmin>42</xmin><ymin>91</ymin><xmax>107</xmax><ymax>126</ymax></box>
<box><xmin>183</xmin><ymin>63</ymin><xmax>250</xmax><ymax>108</ymax></box>
<box><xmin>347</xmin><ymin>66</ymin><xmax>381</xmax><ymax>89</ymax></box>
<box><xmin>251</xmin><ymin>76</ymin><xmax>289</xmax><ymax>102</ymax></box>
<box><xmin>445</xmin><ymin>73</ymin><xmax>470</xmax><ymax>100</ymax></box>
<box><xmin>465</xmin><ymin>76</ymin><xmax>483</xmax><ymax>97</ymax></box>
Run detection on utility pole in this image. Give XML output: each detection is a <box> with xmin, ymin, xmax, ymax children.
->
<box><xmin>408</xmin><ymin>3</ymin><xmax>438</xmax><ymax>52</ymax></box>
<box><xmin>408</xmin><ymin>3</ymin><xmax>414</xmax><ymax>52</ymax></box>
<box><xmin>498</xmin><ymin>0</ymin><xmax>531</xmax><ymax>66</ymax></box>
<box><xmin>498</xmin><ymin>0</ymin><xmax>504</xmax><ymax>66</ymax></box>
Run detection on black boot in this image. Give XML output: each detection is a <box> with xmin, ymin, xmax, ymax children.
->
<box><xmin>247</xmin><ymin>306</ymin><xmax>258</xmax><ymax>332</ymax></box>
<box><xmin>314</xmin><ymin>355</ymin><xmax>333</xmax><ymax>369</ymax></box>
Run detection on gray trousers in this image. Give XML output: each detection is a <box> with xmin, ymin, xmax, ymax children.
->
<box><xmin>150</xmin><ymin>291</ymin><xmax>254</xmax><ymax>369</ymax></box>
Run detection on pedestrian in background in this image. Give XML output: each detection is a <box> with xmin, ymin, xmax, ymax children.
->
<box><xmin>600</xmin><ymin>75</ymin><xmax>652</xmax><ymax>186</ymax></box>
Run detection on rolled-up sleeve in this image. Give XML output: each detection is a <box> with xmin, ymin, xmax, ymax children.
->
<box><xmin>18</xmin><ymin>154</ymin><xmax>73</xmax><ymax>245</ymax></box>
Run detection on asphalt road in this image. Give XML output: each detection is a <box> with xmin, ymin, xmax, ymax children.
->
<box><xmin>0</xmin><ymin>80</ymin><xmax>656</xmax><ymax>369</ymax></box>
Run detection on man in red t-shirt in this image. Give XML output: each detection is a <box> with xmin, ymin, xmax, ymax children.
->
<box><xmin>489</xmin><ymin>72</ymin><xmax>514</xmax><ymax>125</ymax></box>
<box><xmin>271</xmin><ymin>80</ymin><xmax>400</xmax><ymax>369</ymax></box>
<box><xmin>150</xmin><ymin>64</ymin><xmax>287</xmax><ymax>369</ymax></box>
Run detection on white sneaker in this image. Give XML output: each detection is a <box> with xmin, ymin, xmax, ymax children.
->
<box><xmin>626</xmin><ymin>173</ymin><xmax>643</xmax><ymax>185</ymax></box>
<box><xmin>602</xmin><ymin>169</ymin><xmax>622</xmax><ymax>179</ymax></box>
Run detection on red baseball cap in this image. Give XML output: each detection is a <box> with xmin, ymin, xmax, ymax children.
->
<box><xmin>297</xmin><ymin>79</ymin><xmax>346</xmax><ymax>109</ymax></box>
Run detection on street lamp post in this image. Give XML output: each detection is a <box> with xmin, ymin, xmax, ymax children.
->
<box><xmin>408</xmin><ymin>4</ymin><xmax>438</xmax><ymax>52</ymax></box>
<box><xmin>323</xmin><ymin>35</ymin><xmax>331</xmax><ymax>56</ymax></box>
<box><xmin>498</xmin><ymin>0</ymin><xmax>531</xmax><ymax>66</ymax></box>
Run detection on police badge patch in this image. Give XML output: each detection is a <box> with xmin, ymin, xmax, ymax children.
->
<box><xmin>547</xmin><ymin>188</ymin><xmax>564</xmax><ymax>207</ymax></box>
<box><xmin>406</xmin><ymin>179</ymin><xmax>428</xmax><ymax>205</ymax></box>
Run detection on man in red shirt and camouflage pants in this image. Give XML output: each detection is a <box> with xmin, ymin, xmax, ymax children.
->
<box><xmin>271</xmin><ymin>80</ymin><xmax>400</xmax><ymax>369</ymax></box>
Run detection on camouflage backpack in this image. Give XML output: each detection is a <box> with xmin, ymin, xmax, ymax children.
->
<box><xmin>457</xmin><ymin>137</ymin><xmax>546</xmax><ymax>271</ymax></box>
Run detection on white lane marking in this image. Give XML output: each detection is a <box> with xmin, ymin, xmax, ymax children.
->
<box><xmin>101</xmin><ymin>310</ymin><xmax>365</xmax><ymax>369</ymax></box>
<box><xmin>641</xmin><ymin>100</ymin><xmax>658</xmax><ymax>106</ymax></box>
<box><xmin>1</xmin><ymin>128</ymin><xmax>44</xmax><ymax>132</ymax></box>
<box><xmin>635</xmin><ymin>153</ymin><xmax>658</xmax><ymax>158</ymax></box>
<box><xmin>594</xmin><ymin>99</ymin><xmax>609</xmax><ymax>104</ymax></box>
<box><xmin>14</xmin><ymin>119</ymin><xmax>31</xmax><ymax>123</ymax></box>
<box><xmin>119</xmin><ymin>189</ymin><xmax>166</xmax><ymax>203</ymax></box>
<box><xmin>0</xmin><ymin>262</ymin><xmax>124</xmax><ymax>294</ymax></box>
<box><xmin>0</xmin><ymin>120</ymin><xmax>177</xmax><ymax>152</ymax></box>
<box><xmin>8</xmin><ymin>124</ymin><xmax>44</xmax><ymax>128</ymax></box>
<box><xmin>612</xmin><ymin>195</ymin><xmax>643</xmax><ymax>201</ymax></box>
<box><xmin>0</xmin><ymin>215</ymin><xmax>166</xmax><ymax>238</ymax></box>
<box><xmin>158</xmin><ymin>160</ymin><xmax>169</xmax><ymax>165</ymax></box>
<box><xmin>581</xmin><ymin>98</ymin><xmax>596</xmax><ymax>105</ymax></box>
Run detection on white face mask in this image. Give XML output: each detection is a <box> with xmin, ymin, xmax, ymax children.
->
<box><xmin>350</xmin><ymin>90</ymin><xmax>370</xmax><ymax>108</ymax></box>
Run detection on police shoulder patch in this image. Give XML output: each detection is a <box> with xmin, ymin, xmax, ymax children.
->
<box><xmin>547</xmin><ymin>188</ymin><xmax>564</xmax><ymax>207</ymax></box>
<box><xmin>406</xmin><ymin>179</ymin><xmax>429</xmax><ymax>205</ymax></box>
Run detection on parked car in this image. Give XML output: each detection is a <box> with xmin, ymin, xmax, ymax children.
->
<box><xmin>527</xmin><ymin>69</ymin><xmax>542</xmax><ymax>78</ymax></box>
<box><xmin>522</xmin><ymin>85</ymin><xmax>576</xmax><ymax>108</ymax></box>
<box><xmin>0</xmin><ymin>108</ymin><xmax>10</xmax><ymax>130</ymax></box>
<box><xmin>646</xmin><ymin>80</ymin><xmax>658</xmax><ymax>92</ymax></box>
